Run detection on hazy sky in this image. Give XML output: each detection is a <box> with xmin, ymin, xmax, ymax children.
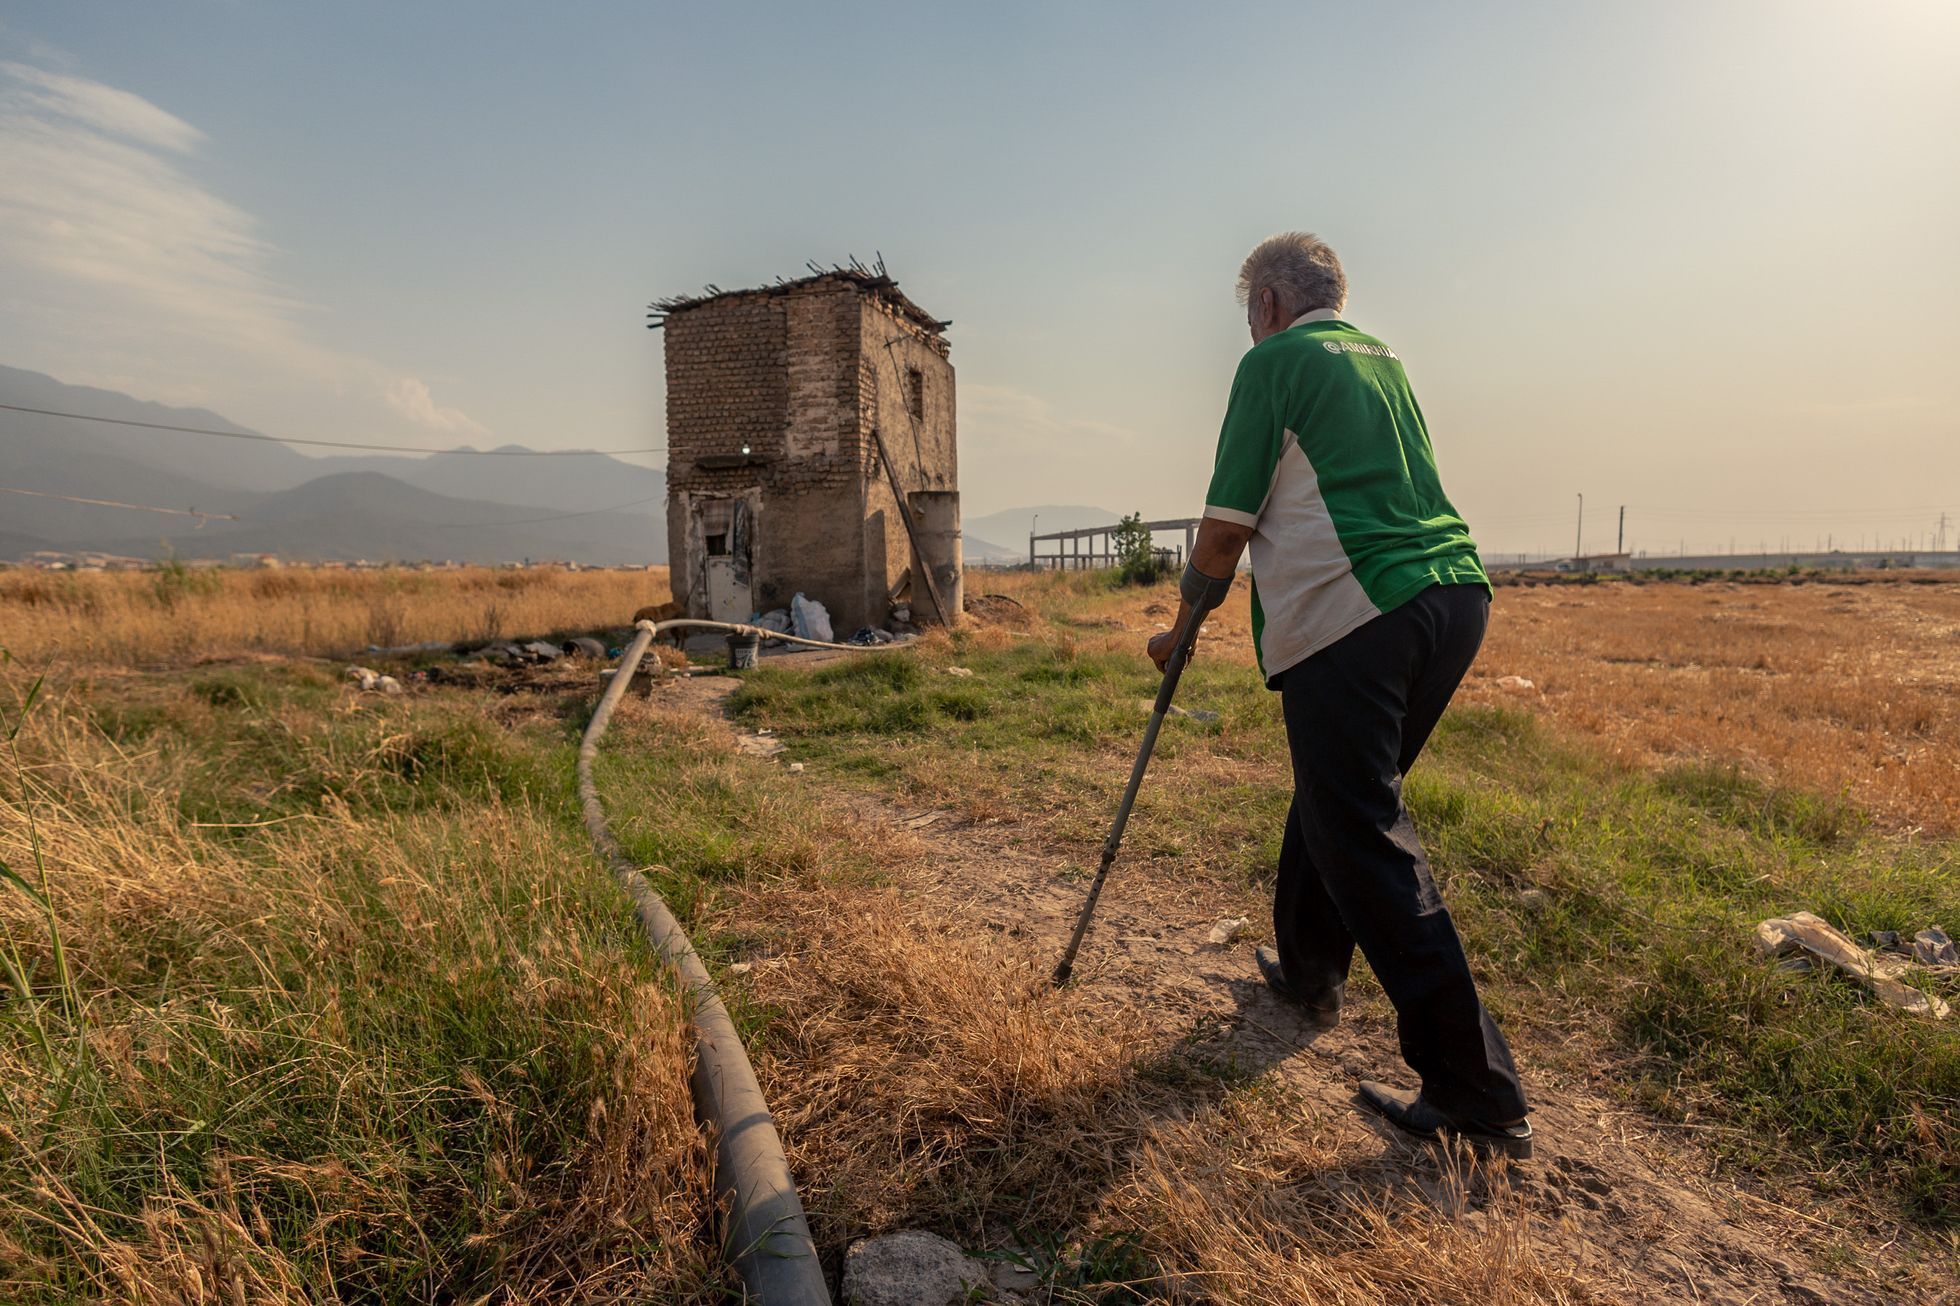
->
<box><xmin>3</xmin><ymin>2</ymin><xmax>1956</xmax><ymax>555</ymax></box>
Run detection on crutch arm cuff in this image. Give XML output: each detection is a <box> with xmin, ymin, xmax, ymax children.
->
<box><xmin>1180</xmin><ymin>562</ymin><xmax>1233</xmax><ymax>616</ymax></box>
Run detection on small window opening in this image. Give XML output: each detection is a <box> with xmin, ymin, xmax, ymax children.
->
<box><xmin>705</xmin><ymin>533</ymin><xmax>729</xmax><ymax>556</ymax></box>
<box><xmin>906</xmin><ymin>367</ymin><xmax>925</xmax><ymax>420</ymax></box>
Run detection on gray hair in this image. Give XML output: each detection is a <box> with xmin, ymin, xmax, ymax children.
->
<box><xmin>1236</xmin><ymin>232</ymin><xmax>1347</xmax><ymax>317</ymax></box>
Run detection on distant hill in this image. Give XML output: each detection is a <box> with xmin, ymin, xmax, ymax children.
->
<box><xmin>98</xmin><ymin>472</ymin><xmax>662</xmax><ymax>565</ymax></box>
<box><xmin>0</xmin><ymin>365</ymin><xmax>665</xmax><ymax>563</ymax></box>
<box><xmin>962</xmin><ymin>536</ymin><xmax>1024</xmax><ymax>564</ymax></box>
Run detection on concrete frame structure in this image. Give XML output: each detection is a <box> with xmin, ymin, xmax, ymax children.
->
<box><xmin>652</xmin><ymin>263</ymin><xmax>960</xmax><ymax>633</ymax></box>
<box><xmin>1029</xmin><ymin>517</ymin><xmax>1203</xmax><ymax>570</ymax></box>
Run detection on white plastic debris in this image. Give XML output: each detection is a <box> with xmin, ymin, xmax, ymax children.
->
<box><xmin>725</xmin><ymin>962</ymin><xmax>753</xmax><ymax>977</ymax></box>
<box><xmin>788</xmin><ymin>762</ymin><xmax>805</xmax><ymax>773</ymax></box>
<box><xmin>374</xmin><ymin>675</ymin><xmax>404</xmax><ymax>696</ymax></box>
<box><xmin>1208</xmin><ymin>917</ymin><xmax>1251</xmax><ymax>946</ymax></box>
<box><xmin>1754</xmin><ymin>911</ymin><xmax>1950</xmax><ymax>1020</ymax></box>
<box><xmin>944</xmin><ymin>666</ymin><xmax>975</xmax><ymax>678</ymax></box>
<box><xmin>346</xmin><ymin>665</ymin><xmax>380</xmax><ymax>691</ymax></box>
<box><xmin>1495</xmin><ymin>675</ymin><xmax>1537</xmax><ymax>691</ymax></box>
<box><xmin>1915</xmin><ymin>928</ymin><xmax>1959</xmax><ymax>968</ymax></box>
<box><xmin>790</xmin><ymin>593</ymin><xmax>833</xmax><ymax>643</ymax></box>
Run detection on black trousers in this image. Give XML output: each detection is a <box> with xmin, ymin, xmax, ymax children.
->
<box><xmin>1273</xmin><ymin>583</ymin><xmax>1527</xmax><ymax>1124</ymax></box>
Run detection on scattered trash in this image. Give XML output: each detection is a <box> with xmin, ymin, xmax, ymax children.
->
<box><xmin>849</xmin><ymin>625</ymin><xmax>895</xmax><ymax>645</ymax></box>
<box><xmin>1915</xmin><ymin>927</ymin><xmax>1959</xmax><ymax>967</ymax></box>
<box><xmin>1754</xmin><ymin>911</ymin><xmax>1951</xmax><ymax>1020</ymax></box>
<box><xmin>755</xmin><ymin>608</ymin><xmax>793</xmax><ymax>639</ymax></box>
<box><xmin>944</xmin><ymin>666</ymin><xmax>975</xmax><ymax>678</ymax></box>
<box><xmin>788</xmin><ymin>762</ymin><xmax>805</xmax><ymax>774</ymax></box>
<box><xmin>734</xmin><ymin>733</ymin><xmax>786</xmax><ymax>758</ymax></box>
<box><xmin>1494</xmin><ymin>675</ymin><xmax>1537</xmax><ymax>691</ymax></box>
<box><xmin>521</xmin><ymin>640</ymin><xmax>564</xmax><ymax>662</ymax></box>
<box><xmin>790</xmin><ymin>592</ymin><xmax>833</xmax><ymax>643</ymax></box>
<box><xmin>725</xmin><ymin>961</ymin><xmax>753</xmax><ymax>978</ymax></box>
<box><xmin>1208</xmin><ymin>916</ymin><xmax>1251</xmax><ymax>946</ymax></box>
<box><xmin>1137</xmin><ymin>699</ymin><xmax>1219</xmax><ymax>723</ymax></box>
<box><xmin>563</xmin><ymin>636</ymin><xmax>608</xmax><ymax>660</ymax></box>
<box><xmin>1870</xmin><ymin>929</ymin><xmax>1906</xmax><ymax>953</ymax></box>
<box><xmin>345</xmin><ymin>666</ymin><xmax>403</xmax><ymax>695</ymax></box>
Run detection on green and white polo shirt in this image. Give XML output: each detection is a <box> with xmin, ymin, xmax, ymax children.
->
<box><xmin>1203</xmin><ymin>308</ymin><xmax>1488</xmax><ymax>684</ymax></box>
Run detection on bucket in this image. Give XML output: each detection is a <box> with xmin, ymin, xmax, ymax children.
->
<box><xmin>726</xmin><ymin>631</ymin><xmax>761</xmax><ymax>670</ymax></box>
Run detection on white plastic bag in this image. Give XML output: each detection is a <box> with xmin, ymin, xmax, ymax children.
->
<box><xmin>790</xmin><ymin>593</ymin><xmax>833</xmax><ymax>643</ymax></box>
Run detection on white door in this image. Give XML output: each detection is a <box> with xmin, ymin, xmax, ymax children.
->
<box><xmin>705</xmin><ymin>557</ymin><xmax>752</xmax><ymax>623</ymax></box>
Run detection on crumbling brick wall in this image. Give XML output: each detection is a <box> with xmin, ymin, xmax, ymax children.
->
<box><xmin>660</xmin><ymin>272</ymin><xmax>956</xmax><ymax>633</ymax></box>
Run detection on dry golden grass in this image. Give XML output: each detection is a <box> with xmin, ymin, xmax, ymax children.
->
<box><xmin>737</xmin><ymin>879</ymin><xmax>1599</xmax><ymax>1304</ymax></box>
<box><xmin>970</xmin><ymin>567</ymin><xmax>1960</xmax><ymax>832</ymax></box>
<box><xmin>1462</xmin><ymin>577</ymin><xmax>1960</xmax><ymax>833</ymax></box>
<box><xmin>0</xmin><ymin>670</ymin><xmax>719</xmax><ymax>1302</ymax></box>
<box><xmin>0</xmin><ymin>565</ymin><xmax>671</xmax><ymax>668</ymax></box>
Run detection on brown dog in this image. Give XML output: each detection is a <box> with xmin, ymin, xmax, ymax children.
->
<box><xmin>631</xmin><ymin>600</ymin><xmax>684</xmax><ymax>626</ymax></box>
<box><xmin>632</xmin><ymin>600</ymin><xmax>687</xmax><ymax>650</ymax></box>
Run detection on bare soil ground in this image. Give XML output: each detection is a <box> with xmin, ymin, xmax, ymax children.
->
<box><xmin>641</xmin><ymin>668</ymin><xmax>1950</xmax><ymax>1305</ymax></box>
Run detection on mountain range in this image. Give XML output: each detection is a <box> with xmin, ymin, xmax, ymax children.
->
<box><xmin>0</xmin><ymin>366</ymin><xmax>1134</xmax><ymax>568</ymax></box>
<box><xmin>0</xmin><ymin>365</ymin><xmax>666</xmax><ymax>564</ymax></box>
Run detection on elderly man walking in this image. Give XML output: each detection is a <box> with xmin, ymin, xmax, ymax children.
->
<box><xmin>1148</xmin><ymin>232</ymin><xmax>1531</xmax><ymax>1158</ymax></box>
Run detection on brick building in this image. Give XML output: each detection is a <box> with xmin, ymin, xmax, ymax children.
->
<box><xmin>651</xmin><ymin>262</ymin><xmax>961</xmax><ymax>633</ymax></box>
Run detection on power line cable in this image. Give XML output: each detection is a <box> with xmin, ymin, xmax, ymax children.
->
<box><xmin>0</xmin><ymin>485</ymin><xmax>239</xmax><ymax>522</ymax></box>
<box><xmin>0</xmin><ymin>402</ymin><xmax>665</xmax><ymax>457</ymax></box>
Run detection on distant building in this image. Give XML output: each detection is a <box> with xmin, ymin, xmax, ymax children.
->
<box><xmin>651</xmin><ymin>261</ymin><xmax>961</xmax><ymax>633</ymax></box>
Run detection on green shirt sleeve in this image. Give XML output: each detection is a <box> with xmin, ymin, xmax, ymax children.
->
<box><xmin>1203</xmin><ymin>348</ymin><xmax>1285</xmax><ymax>527</ymax></box>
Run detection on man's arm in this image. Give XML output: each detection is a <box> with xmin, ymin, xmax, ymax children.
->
<box><xmin>1146</xmin><ymin>515</ymin><xmax>1252</xmax><ymax>672</ymax></box>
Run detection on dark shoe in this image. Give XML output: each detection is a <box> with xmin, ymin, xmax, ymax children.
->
<box><xmin>1255</xmin><ymin>947</ymin><xmax>1341</xmax><ymax>1027</ymax></box>
<box><xmin>1356</xmin><ymin>1080</ymin><xmax>1533</xmax><ymax>1160</ymax></box>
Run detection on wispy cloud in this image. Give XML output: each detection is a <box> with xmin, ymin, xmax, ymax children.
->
<box><xmin>0</xmin><ymin>60</ymin><xmax>303</xmax><ymax>357</ymax></box>
<box><xmin>386</xmin><ymin>377</ymin><xmax>487</xmax><ymax>438</ymax></box>
<box><xmin>0</xmin><ymin>59</ymin><xmax>487</xmax><ymax>445</ymax></box>
<box><xmin>1</xmin><ymin>60</ymin><xmax>204</xmax><ymax>151</ymax></box>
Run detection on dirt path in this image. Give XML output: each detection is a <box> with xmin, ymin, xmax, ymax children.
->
<box><xmin>649</xmin><ymin>671</ymin><xmax>1937</xmax><ymax>1306</ymax></box>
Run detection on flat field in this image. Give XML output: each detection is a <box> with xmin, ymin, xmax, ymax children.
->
<box><xmin>1467</xmin><ymin>575</ymin><xmax>1960</xmax><ymax>834</ymax></box>
<box><xmin>0</xmin><ymin>564</ymin><xmax>666</xmax><ymax>666</ymax></box>
<box><xmin>1</xmin><ymin>565</ymin><xmax>1955</xmax><ymax>1303</ymax></box>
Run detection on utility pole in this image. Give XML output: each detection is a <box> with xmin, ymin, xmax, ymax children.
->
<box><xmin>1575</xmin><ymin>493</ymin><xmax>1584</xmax><ymax>560</ymax></box>
<box><xmin>1617</xmin><ymin>505</ymin><xmax>1625</xmax><ymax>555</ymax></box>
